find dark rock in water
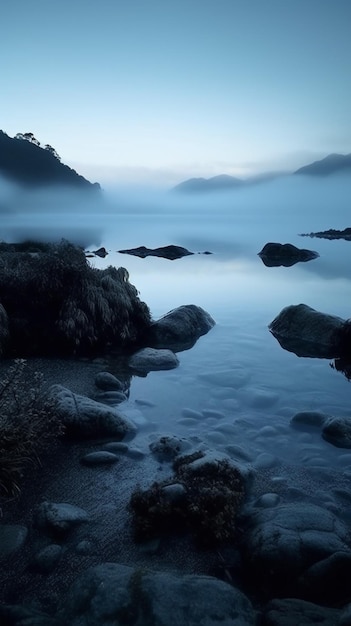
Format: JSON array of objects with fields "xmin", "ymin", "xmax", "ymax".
[
  {"xmin": 92, "ymin": 246, "xmax": 108, "ymax": 257},
  {"xmin": 322, "ymin": 417, "xmax": 351, "ymax": 448},
  {"xmin": 269, "ymin": 303, "xmax": 348, "ymax": 358},
  {"xmin": 300, "ymin": 227, "xmax": 351, "ymax": 241},
  {"xmin": 290, "ymin": 411, "xmax": 329, "ymax": 430},
  {"xmin": 258, "ymin": 242, "xmax": 319, "ymax": 267},
  {"xmin": 128, "ymin": 347, "xmax": 179, "ymax": 373},
  {"xmin": 118, "ymin": 244, "xmax": 194, "ymax": 260},
  {"xmin": 146, "ymin": 304, "xmax": 215, "ymax": 351}
]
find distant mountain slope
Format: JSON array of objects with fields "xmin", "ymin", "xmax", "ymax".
[
  {"xmin": 294, "ymin": 153, "xmax": 351, "ymax": 177},
  {"xmin": 0, "ymin": 130, "xmax": 100, "ymax": 189},
  {"xmin": 173, "ymin": 174, "xmax": 244, "ymax": 193}
]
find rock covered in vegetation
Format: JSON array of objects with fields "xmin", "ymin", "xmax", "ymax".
[
  {"xmin": 48, "ymin": 384, "xmax": 136, "ymax": 439},
  {"xmin": 258, "ymin": 242, "xmax": 319, "ymax": 267},
  {"xmin": 146, "ymin": 304, "xmax": 216, "ymax": 351},
  {"xmin": 130, "ymin": 450, "xmax": 247, "ymax": 547},
  {"xmin": 0, "ymin": 240, "xmax": 151, "ymax": 357},
  {"xmin": 269, "ymin": 303, "xmax": 351, "ymax": 358}
]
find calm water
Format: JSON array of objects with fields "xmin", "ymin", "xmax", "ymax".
[
  {"xmin": 81, "ymin": 177, "xmax": 351, "ymax": 475},
  {"xmin": 3, "ymin": 175, "xmax": 351, "ymax": 471}
]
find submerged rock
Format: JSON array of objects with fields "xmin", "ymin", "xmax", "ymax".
[
  {"xmin": 258, "ymin": 242, "xmax": 319, "ymax": 267},
  {"xmin": 269, "ymin": 303, "xmax": 350, "ymax": 358},
  {"xmin": 118, "ymin": 244, "xmax": 194, "ymax": 260},
  {"xmin": 146, "ymin": 304, "xmax": 215, "ymax": 351}
]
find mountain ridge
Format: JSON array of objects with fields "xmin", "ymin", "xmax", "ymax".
[
  {"xmin": 173, "ymin": 152, "xmax": 351, "ymax": 193},
  {"xmin": 0, "ymin": 130, "xmax": 100, "ymax": 190}
]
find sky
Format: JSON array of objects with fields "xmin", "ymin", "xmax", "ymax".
[{"xmin": 1, "ymin": 0, "xmax": 351, "ymax": 186}]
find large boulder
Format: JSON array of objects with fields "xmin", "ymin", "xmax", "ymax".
[
  {"xmin": 258, "ymin": 242, "xmax": 319, "ymax": 267},
  {"xmin": 48, "ymin": 384, "xmax": 136, "ymax": 439},
  {"xmin": 56, "ymin": 563, "xmax": 256, "ymax": 626},
  {"xmin": 269, "ymin": 303, "xmax": 350, "ymax": 358},
  {"xmin": 241, "ymin": 502, "xmax": 351, "ymax": 603},
  {"xmin": 145, "ymin": 304, "xmax": 215, "ymax": 351}
]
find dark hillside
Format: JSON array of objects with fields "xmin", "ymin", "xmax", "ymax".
[{"xmin": 0, "ymin": 130, "xmax": 100, "ymax": 189}]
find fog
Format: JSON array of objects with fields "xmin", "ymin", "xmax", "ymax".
[{"xmin": 1, "ymin": 174, "xmax": 351, "ymax": 268}]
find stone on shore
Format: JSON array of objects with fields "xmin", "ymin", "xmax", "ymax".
[
  {"xmin": 56, "ymin": 563, "xmax": 256, "ymax": 626},
  {"xmin": 48, "ymin": 384, "xmax": 136, "ymax": 439}
]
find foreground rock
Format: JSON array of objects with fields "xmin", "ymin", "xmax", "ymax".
[
  {"xmin": 118, "ymin": 244, "xmax": 194, "ymax": 260},
  {"xmin": 241, "ymin": 502, "xmax": 351, "ymax": 604},
  {"xmin": 54, "ymin": 563, "xmax": 255, "ymax": 625},
  {"xmin": 146, "ymin": 304, "xmax": 216, "ymax": 351},
  {"xmin": 48, "ymin": 384, "xmax": 136, "ymax": 439},
  {"xmin": 262, "ymin": 598, "xmax": 341, "ymax": 626},
  {"xmin": 258, "ymin": 242, "xmax": 319, "ymax": 267},
  {"xmin": 128, "ymin": 347, "xmax": 179, "ymax": 373},
  {"xmin": 269, "ymin": 303, "xmax": 351, "ymax": 358}
]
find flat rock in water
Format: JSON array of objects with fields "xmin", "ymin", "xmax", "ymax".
[
  {"xmin": 118, "ymin": 244, "xmax": 194, "ymax": 260},
  {"xmin": 128, "ymin": 347, "xmax": 179, "ymax": 373}
]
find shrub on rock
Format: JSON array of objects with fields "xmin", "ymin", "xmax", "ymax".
[
  {"xmin": 130, "ymin": 451, "xmax": 246, "ymax": 547},
  {"xmin": 0, "ymin": 240, "xmax": 151, "ymax": 356}
]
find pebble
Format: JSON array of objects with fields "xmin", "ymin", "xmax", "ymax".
[{"xmin": 80, "ymin": 451, "xmax": 119, "ymax": 466}]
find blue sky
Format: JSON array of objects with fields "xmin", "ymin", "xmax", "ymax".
[{"xmin": 1, "ymin": 0, "xmax": 350, "ymax": 185}]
